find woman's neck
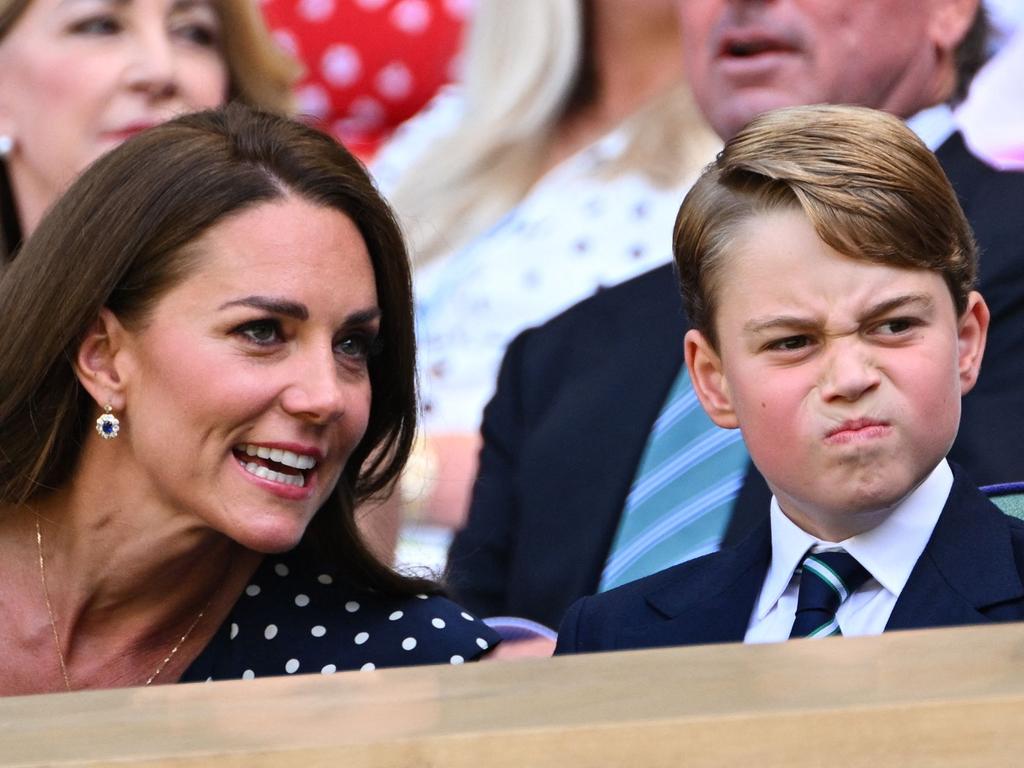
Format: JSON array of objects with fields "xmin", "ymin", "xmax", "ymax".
[{"xmin": 3, "ymin": 458, "xmax": 262, "ymax": 690}]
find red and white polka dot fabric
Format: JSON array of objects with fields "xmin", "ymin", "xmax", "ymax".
[{"xmin": 261, "ymin": 0, "xmax": 471, "ymax": 159}]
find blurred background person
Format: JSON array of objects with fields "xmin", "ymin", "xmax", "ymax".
[
  {"xmin": 956, "ymin": 0, "xmax": 1024, "ymax": 167},
  {"xmin": 372, "ymin": 0, "xmax": 719, "ymax": 564},
  {"xmin": 0, "ymin": 104, "xmax": 498, "ymax": 696},
  {"xmin": 261, "ymin": 0, "xmax": 470, "ymax": 160},
  {"xmin": 0, "ymin": 0, "xmax": 300, "ymax": 261}
]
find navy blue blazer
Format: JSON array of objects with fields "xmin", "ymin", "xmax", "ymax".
[
  {"xmin": 554, "ymin": 469, "xmax": 1024, "ymax": 654},
  {"xmin": 446, "ymin": 133, "xmax": 1024, "ymax": 630}
]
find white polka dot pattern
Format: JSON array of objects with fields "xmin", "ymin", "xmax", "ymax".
[
  {"xmin": 390, "ymin": 0, "xmax": 431, "ymax": 34},
  {"xmin": 180, "ymin": 551, "xmax": 501, "ymax": 682}
]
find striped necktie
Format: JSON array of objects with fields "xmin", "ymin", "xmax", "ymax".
[
  {"xmin": 599, "ymin": 366, "xmax": 749, "ymax": 592},
  {"xmin": 789, "ymin": 550, "xmax": 871, "ymax": 639}
]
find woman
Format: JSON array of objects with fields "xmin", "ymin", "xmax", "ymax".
[
  {"xmin": 373, "ymin": 0, "xmax": 719, "ymax": 537},
  {"xmin": 0, "ymin": 0, "xmax": 300, "ymax": 261},
  {"xmin": 0, "ymin": 103, "xmax": 498, "ymax": 695}
]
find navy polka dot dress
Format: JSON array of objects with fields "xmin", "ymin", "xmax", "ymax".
[{"xmin": 181, "ymin": 549, "xmax": 501, "ymax": 681}]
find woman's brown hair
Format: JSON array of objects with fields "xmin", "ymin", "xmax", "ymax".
[{"xmin": 0, "ymin": 103, "xmax": 432, "ymax": 595}]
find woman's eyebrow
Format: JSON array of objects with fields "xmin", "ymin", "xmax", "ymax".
[{"xmin": 219, "ymin": 296, "xmax": 308, "ymax": 320}]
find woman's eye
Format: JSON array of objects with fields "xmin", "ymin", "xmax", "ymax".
[
  {"xmin": 69, "ymin": 16, "xmax": 121, "ymax": 35},
  {"xmin": 335, "ymin": 334, "xmax": 371, "ymax": 360},
  {"xmin": 236, "ymin": 320, "xmax": 281, "ymax": 346},
  {"xmin": 175, "ymin": 22, "xmax": 220, "ymax": 47}
]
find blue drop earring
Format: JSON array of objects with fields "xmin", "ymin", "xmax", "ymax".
[{"xmin": 95, "ymin": 404, "xmax": 120, "ymax": 440}]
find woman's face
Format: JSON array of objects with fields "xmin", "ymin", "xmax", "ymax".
[
  {"xmin": 0, "ymin": 0, "xmax": 229, "ymax": 232},
  {"xmin": 110, "ymin": 195, "xmax": 380, "ymax": 553}
]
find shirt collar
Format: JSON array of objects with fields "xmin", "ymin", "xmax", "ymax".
[
  {"xmin": 906, "ymin": 104, "xmax": 957, "ymax": 151},
  {"xmin": 754, "ymin": 460, "xmax": 953, "ymax": 620}
]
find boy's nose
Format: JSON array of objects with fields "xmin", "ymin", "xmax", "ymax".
[{"xmin": 819, "ymin": 340, "xmax": 881, "ymax": 402}]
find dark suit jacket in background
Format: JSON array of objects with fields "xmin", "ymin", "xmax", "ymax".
[
  {"xmin": 445, "ymin": 134, "xmax": 1024, "ymax": 630},
  {"xmin": 554, "ymin": 468, "xmax": 1024, "ymax": 653}
]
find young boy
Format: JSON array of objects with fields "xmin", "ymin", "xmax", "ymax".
[{"xmin": 555, "ymin": 105, "xmax": 1024, "ymax": 652}]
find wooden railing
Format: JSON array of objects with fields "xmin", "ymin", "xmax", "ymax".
[{"xmin": 2, "ymin": 622, "xmax": 1022, "ymax": 766}]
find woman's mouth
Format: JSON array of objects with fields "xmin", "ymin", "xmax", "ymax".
[{"xmin": 232, "ymin": 443, "xmax": 318, "ymax": 488}]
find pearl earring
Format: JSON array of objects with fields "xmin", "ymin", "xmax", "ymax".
[
  {"xmin": 95, "ymin": 404, "xmax": 121, "ymax": 439},
  {"xmin": 0, "ymin": 135, "xmax": 13, "ymax": 157}
]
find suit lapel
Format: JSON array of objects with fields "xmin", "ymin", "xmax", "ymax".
[
  {"xmin": 618, "ymin": 520, "xmax": 772, "ymax": 648},
  {"xmin": 887, "ymin": 469, "xmax": 1024, "ymax": 630}
]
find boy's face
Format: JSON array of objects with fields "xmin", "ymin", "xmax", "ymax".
[{"xmin": 685, "ymin": 208, "xmax": 988, "ymax": 541}]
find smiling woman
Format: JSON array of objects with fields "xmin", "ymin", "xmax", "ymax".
[
  {"xmin": 0, "ymin": 103, "xmax": 498, "ymax": 695},
  {"xmin": 0, "ymin": 0, "xmax": 300, "ymax": 261}
]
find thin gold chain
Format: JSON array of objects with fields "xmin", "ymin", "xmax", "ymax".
[
  {"xmin": 35, "ymin": 517, "xmax": 209, "ymax": 691},
  {"xmin": 36, "ymin": 517, "xmax": 71, "ymax": 691}
]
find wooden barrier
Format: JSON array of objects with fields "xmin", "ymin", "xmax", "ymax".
[{"xmin": 2, "ymin": 622, "xmax": 1022, "ymax": 766}]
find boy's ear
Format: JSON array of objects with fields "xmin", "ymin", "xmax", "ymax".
[
  {"xmin": 957, "ymin": 290, "xmax": 989, "ymax": 395},
  {"xmin": 684, "ymin": 328, "xmax": 739, "ymax": 429},
  {"xmin": 74, "ymin": 308, "xmax": 130, "ymax": 411}
]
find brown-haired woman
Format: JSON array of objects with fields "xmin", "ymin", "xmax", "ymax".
[
  {"xmin": 0, "ymin": 103, "xmax": 499, "ymax": 695},
  {"xmin": 0, "ymin": 0, "xmax": 301, "ymax": 262}
]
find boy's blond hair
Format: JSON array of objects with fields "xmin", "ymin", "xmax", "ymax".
[{"xmin": 673, "ymin": 104, "xmax": 977, "ymax": 349}]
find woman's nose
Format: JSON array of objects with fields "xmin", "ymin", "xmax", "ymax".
[
  {"xmin": 280, "ymin": 349, "xmax": 350, "ymax": 425},
  {"xmin": 125, "ymin": 29, "xmax": 180, "ymax": 100}
]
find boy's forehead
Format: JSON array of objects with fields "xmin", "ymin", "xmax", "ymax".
[{"xmin": 714, "ymin": 209, "xmax": 956, "ymax": 327}]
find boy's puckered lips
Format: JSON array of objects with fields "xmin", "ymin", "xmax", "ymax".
[{"xmin": 824, "ymin": 418, "xmax": 892, "ymax": 445}]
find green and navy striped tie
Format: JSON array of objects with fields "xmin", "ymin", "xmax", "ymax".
[
  {"xmin": 599, "ymin": 366, "xmax": 748, "ymax": 592},
  {"xmin": 789, "ymin": 550, "xmax": 871, "ymax": 638}
]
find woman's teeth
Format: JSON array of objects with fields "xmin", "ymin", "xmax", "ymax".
[
  {"xmin": 242, "ymin": 462, "xmax": 306, "ymax": 487},
  {"xmin": 237, "ymin": 444, "xmax": 317, "ymax": 470}
]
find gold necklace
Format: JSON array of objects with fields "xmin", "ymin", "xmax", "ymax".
[{"xmin": 35, "ymin": 518, "xmax": 209, "ymax": 691}]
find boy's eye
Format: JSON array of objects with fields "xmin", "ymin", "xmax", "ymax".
[
  {"xmin": 874, "ymin": 318, "xmax": 916, "ymax": 335},
  {"xmin": 767, "ymin": 335, "xmax": 811, "ymax": 352},
  {"xmin": 236, "ymin": 319, "xmax": 281, "ymax": 345}
]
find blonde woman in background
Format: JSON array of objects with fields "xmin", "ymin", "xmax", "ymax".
[
  {"xmin": 0, "ymin": 0, "xmax": 299, "ymax": 262},
  {"xmin": 374, "ymin": 0, "xmax": 719, "ymax": 553}
]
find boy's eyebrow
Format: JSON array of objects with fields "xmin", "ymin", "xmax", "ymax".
[{"xmin": 743, "ymin": 293, "xmax": 936, "ymax": 335}]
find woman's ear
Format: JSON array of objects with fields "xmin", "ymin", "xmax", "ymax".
[
  {"xmin": 74, "ymin": 308, "xmax": 130, "ymax": 410},
  {"xmin": 684, "ymin": 328, "xmax": 739, "ymax": 429},
  {"xmin": 957, "ymin": 290, "xmax": 989, "ymax": 395}
]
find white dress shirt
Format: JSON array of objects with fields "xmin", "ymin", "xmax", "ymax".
[{"xmin": 744, "ymin": 460, "xmax": 953, "ymax": 643}]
